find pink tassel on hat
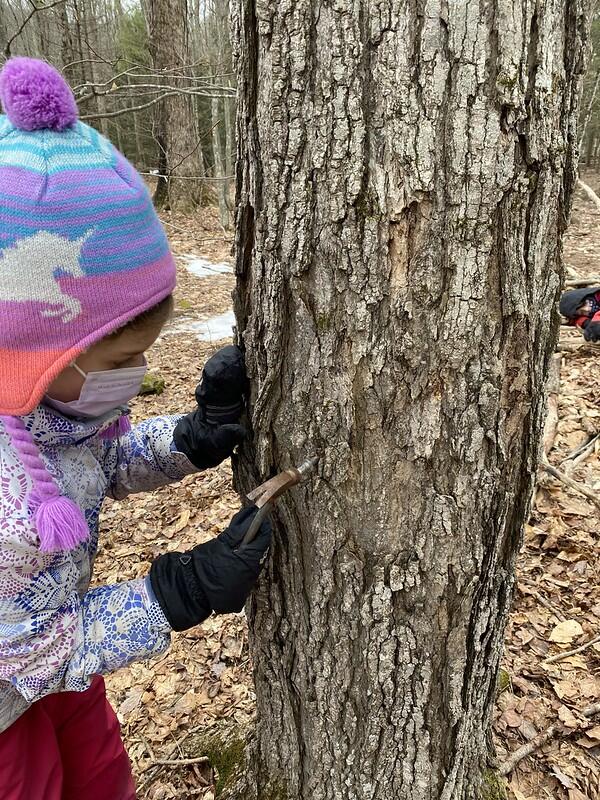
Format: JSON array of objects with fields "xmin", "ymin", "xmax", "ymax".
[{"xmin": 0, "ymin": 415, "xmax": 89, "ymax": 552}]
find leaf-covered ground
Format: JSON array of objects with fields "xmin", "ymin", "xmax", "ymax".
[{"xmin": 93, "ymin": 195, "xmax": 599, "ymax": 799}]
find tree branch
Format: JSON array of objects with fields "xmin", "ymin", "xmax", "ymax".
[
  {"xmin": 543, "ymin": 634, "xmax": 600, "ymax": 665},
  {"xmin": 4, "ymin": 0, "xmax": 67, "ymax": 57},
  {"xmin": 577, "ymin": 177, "xmax": 600, "ymax": 211},
  {"xmin": 565, "ymin": 276, "xmax": 600, "ymax": 287},
  {"xmin": 80, "ymin": 91, "xmax": 183, "ymax": 120},
  {"xmin": 540, "ymin": 458, "xmax": 600, "ymax": 510},
  {"xmin": 499, "ymin": 702, "xmax": 600, "ymax": 776}
]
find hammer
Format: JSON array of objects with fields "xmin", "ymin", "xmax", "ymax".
[{"xmin": 242, "ymin": 456, "xmax": 319, "ymax": 545}]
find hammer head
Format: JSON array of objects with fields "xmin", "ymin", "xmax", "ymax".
[{"xmin": 246, "ymin": 456, "xmax": 319, "ymax": 508}]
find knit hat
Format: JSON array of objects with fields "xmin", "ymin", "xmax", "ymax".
[
  {"xmin": 0, "ymin": 57, "xmax": 176, "ymax": 552},
  {"xmin": 0, "ymin": 57, "xmax": 176, "ymax": 416}
]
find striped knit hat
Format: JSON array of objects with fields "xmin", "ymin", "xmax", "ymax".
[
  {"xmin": 0, "ymin": 57, "xmax": 176, "ymax": 416},
  {"xmin": 0, "ymin": 58, "xmax": 176, "ymax": 552}
]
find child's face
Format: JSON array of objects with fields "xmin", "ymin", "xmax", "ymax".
[{"xmin": 46, "ymin": 314, "xmax": 166, "ymax": 403}]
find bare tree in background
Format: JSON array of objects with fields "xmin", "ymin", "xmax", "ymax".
[
  {"xmin": 231, "ymin": 1, "xmax": 591, "ymax": 798},
  {"xmin": 0, "ymin": 0, "xmax": 233, "ymax": 202},
  {"xmin": 147, "ymin": 0, "xmax": 206, "ymax": 210}
]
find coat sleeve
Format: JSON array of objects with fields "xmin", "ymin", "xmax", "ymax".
[
  {"xmin": 101, "ymin": 415, "xmax": 199, "ymax": 500},
  {"xmin": 0, "ymin": 538, "xmax": 171, "ymax": 703}
]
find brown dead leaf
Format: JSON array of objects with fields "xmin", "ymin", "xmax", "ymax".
[
  {"xmin": 579, "ymin": 677, "xmax": 600, "ymax": 698},
  {"xmin": 172, "ymin": 690, "xmax": 199, "ymax": 716},
  {"xmin": 551, "ymin": 679, "xmax": 579, "ymax": 701},
  {"xmin": 518, "ymin": 719, "xmax": 538, "ymax": 741},
  {"xmin": 585, "ymin": 725, "xmax": 600, "ymax": 741},
  {"xmin": 552, "ymin": 767, "xmax": 575, "ymax": 789},
  {"xmin": 558, "ymin": 705, "xmax": 579, "ymax": 728},
  {"xmin": 117, "ymin": 686, "xmax": 143, "ymax": 721},
  {"xmin": 502, "ymin": 708, "xmax": 523, "ymax": 728},
  {"xmin": 568, "ymin": 790, "xmax": 591, "ymax": 800},
  {"xmin": 549, "ymin": 619, "xmax": 584, "ymax": 643},
  {"xmin": 509, "ymin": 782, "xmax": 530, "ymax": 800},
  {"xmin": 576, "ymin": 736, "xmax": 599, "ymax": 749},
  {"xmin": 173, "ymin": 507, "xmax": 192, "ymax": 533}
]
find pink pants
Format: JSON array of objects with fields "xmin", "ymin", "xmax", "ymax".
[{"xmin": 0, "ymin": 676, "xmax": 136, "ymax": 800}]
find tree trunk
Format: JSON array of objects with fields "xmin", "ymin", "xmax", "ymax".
[
  {"xmin": 147, "ymin": 0, "xmax": 205, "ymax": 211},
  {"xmin": 231, "ymin": 1, "xmax": 590, "ymax": 799},
  {"xmin": 80, "ymin": 0, "xmax": 109, "ymax": 137},
  {"xmin": 593, "ymin": 130, "xmax": 600, "ymax": 167},
  {"xmin": 212, "ymin": 96, "xmax": 231, "ymax": 228},
  {"xmin": 58, "ymin": 1, "xmax": 77, "ymax": 76}
]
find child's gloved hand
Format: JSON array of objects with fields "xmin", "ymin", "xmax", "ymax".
[
  {"xmin": 173, "ymin": 412, "xmax": 246, "ymax": 469},
  {"xmin": 583, "ymin": 320, "xmax": 600, "ymax": 342},
  {"xmin": 149, "ymin": 505, "xmax": 272, "ymax": 631},
  {"xmin": 173, "ymin": 345, "xmax": 248, "ymax": 468},
  {"xmin": 196, "ymin": 345, "xmax": 247, "ymax": 425}
]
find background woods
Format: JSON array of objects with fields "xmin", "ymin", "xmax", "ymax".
[
  {"xmin": 0, "ymin": 0, "xmax": 235, "ymax": 215},
  {"xmin": 5, "ymin": 0, "xmax": 600, "ymax": 214}
]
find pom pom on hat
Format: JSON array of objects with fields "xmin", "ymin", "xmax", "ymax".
[{"xmin": 0, "ymin": 57, "xmax": 78, "ymax": 132}]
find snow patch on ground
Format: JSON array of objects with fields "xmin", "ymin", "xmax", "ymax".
[
  {"xmin": 181, "ymin": 255, "xmax": 233, "ymax": 278},
  {"xmin": 168, "ymin": 310, "xmax": 236, "ymax": 342}
]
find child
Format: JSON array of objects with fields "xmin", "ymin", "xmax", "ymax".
[
  {"xmin": 559, "ymin": 284, "xmax": 600, "ymax": 342},
  {"xmin": 0, "ymin": 58, "xmax": 271, "ymax": 800}
]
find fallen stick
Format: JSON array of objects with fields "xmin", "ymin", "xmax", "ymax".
[
  {"xmin": 150, "ymin": 756, "xmax": 210, "ymax": 767},
  {"xmin": 543, "ymin": 634, "xmax": 600, "ymax": 665},
  {"xmin": 540, "ymin": 459, "xmax": 600, "ymax": 510},
  {"xmin": 137, "ymin": 722, "xmax": 206, "ymax": 792},
  {"xmin": 517, "ymin": 581, "xmax": 566, "ymax": 622},
  {"xmin": 562, "ymin": 433, "xmax": 599, "ymax": 464},
  {"xmin": 499, "ymin": 702, "xmax": 600, "ymax": 776},
  {"xmin": 565, "ymin": 277, "xmax": 600, "ymax": 288},
  {"xmin": 577, "ymin": 178, "xmax": 600, "ymax": 212},
  {"xmin": 562, "ymin": 434, "xmax": 599, "ymax": 475},
  {"xmin": 556, "ymin": 342, "xmax": 598, "ymax": 355}
]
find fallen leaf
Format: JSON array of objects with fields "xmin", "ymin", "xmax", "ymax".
[
  {"xmin": 576, "ymin": 735, "xmax": 600, "ymax": 750},
  {"xmin": 585, "ymin": 725, "xmax": 600, "ymax": 741},
  {"xmin": 552, "ymin": 766, "xmax": 575, "ymax": 788},
  {"xmin": 117, "ymin": 687, "xmax": 143, "ymax": 721},
  {"xmin": 173, "ymin": 507, "xmax": 192, "ymax": 533},
  {"xmin": 551, "ymin": 679, "xmax": 579, "ymax": 700},
  {"xmin": 503, "ymin": 708, "xmax": 523, "ymax": 728},
  {"xmin": 509, "ymin": 783, "xmax": 530, "ymax": 800},
  {"xmin": 568, "ymin": 790, "xmax": 591, "ymax": 800},
  {"xmin": 549, "ymin": 619, "xmax": 584, "ymax": 643},
  {"xmin": 518, "ymin": 719, "xmax": 538, "ymax": 741},
  {"xmin": 558, "ymin": 705, "xmax": 579, "ymax": 728}
]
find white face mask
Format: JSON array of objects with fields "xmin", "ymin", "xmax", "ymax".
[{"xmin": 45, "ymin": 361, "xmax": 147, "ymax": 419}]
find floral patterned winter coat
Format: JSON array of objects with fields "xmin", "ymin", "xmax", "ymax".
[{"xmin": 0, "ymin": 405, "xmax": 197, "ymax": 733}]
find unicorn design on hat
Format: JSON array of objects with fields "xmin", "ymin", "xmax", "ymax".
[{"xmin": 0, "ymin": 230, "xmax": 93, "ymax": 323}]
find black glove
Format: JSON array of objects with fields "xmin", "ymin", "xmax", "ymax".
[
  {"xmin": 149, "ymin": 505, "xmax": 272, "ymax": 631},
  {"xmin": 583, "ymin": 320, "xmax": 600, "ymax": 342},
  {"xmin": 174, "ymin": 410, "xmax": 246, "ymax": 469},
  {"xmin": 196, "ymin": 345, "xmax": 247, "ymax": 425},
  {"xmin": 174, "ymin": 345, "xmax": 247, "ymax": 468}
]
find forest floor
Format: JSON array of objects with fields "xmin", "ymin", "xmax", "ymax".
[{"xmin": 92, "ymin": 190, "xmax": 600, "ymax": 800}]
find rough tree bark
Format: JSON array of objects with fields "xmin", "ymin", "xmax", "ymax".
[
  {"xmin": 148, "ymin": 0, "xmax": 205, "ymax": 210},
  {"xmin": 231, "ymin": 1, "xmax": 591, "ymax": 799}
]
